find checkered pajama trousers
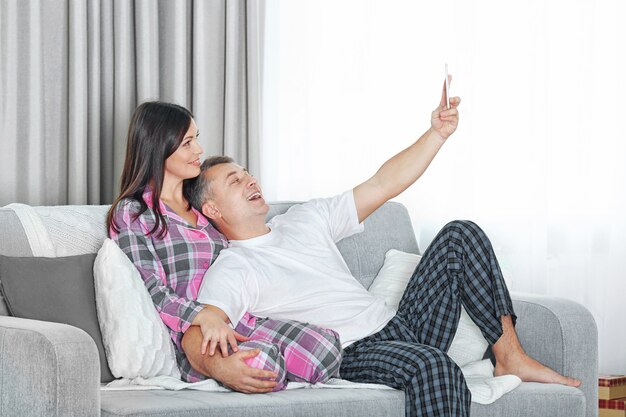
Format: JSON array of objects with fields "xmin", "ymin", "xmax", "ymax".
[
  {"xmin": 233, "ymin": 314, "xmax": 343, "ymax": 391},
  {"xmin": 340, "ymin": 220, "xmax": 517, "ymax": 417}
]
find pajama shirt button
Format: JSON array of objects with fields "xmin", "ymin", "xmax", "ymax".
[{"xmin": 203, "ymin": 262, "xmax": 209, "ymax": 268}]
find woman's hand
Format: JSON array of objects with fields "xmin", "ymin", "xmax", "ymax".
[
  {"xmin": 193, "ymin": 307, "xmax": 250, "ymax": 357},
  {"xmin": 431, "ymin": 75, "xmax": 461, "ymax": 140}
]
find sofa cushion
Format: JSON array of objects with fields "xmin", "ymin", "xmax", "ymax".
[
  {"xmin": 0, "ymin": 208, "xmax": 33, "ymax": 316},
  {"xmin": 100, "ymin": 381, "xmax": 585, "ymax": 417},
  {"xmin": 470, "ymin": 382, "xmax": 585, "ymax": 417},
  {"xmin": 100, "ymin": 388, "xmax": 406, "ymax": 417},
  {"xmin": 0, "ymin": 253, "xmax": 115, "ymax": 382}
]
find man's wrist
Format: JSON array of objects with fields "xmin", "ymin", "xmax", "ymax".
[
  {"xmin": 201, "ymin": 352, "xmax": 216, "ymax": 378},
  {"xmin": 182, "ymin": 325, "xmax": 219, "ymax": 380},
  {"xmin": 427, "ymin": 127, "xmax": 447, "ymax": 143}
]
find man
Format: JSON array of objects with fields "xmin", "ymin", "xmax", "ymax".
[{"xmin": 181, "ymin": 79, "xmax": 581, "ymax": 417}]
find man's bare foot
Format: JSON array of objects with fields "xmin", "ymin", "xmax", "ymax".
[
  {"xmin": 492, "ymin": 315, "xmax": 581, "ymax": 388},
  {"xmin": 494, "ymin": 351, "xmax": 581, "ymax": 387}
]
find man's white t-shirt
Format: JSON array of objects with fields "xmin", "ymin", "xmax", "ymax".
[{"xmin": 196, "ymin": 190, "xmax": 396, "ymax": 348}]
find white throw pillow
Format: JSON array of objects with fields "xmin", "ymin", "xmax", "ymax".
[
  {"xmin": 368, "ymin": 249, "xmax": 422, "ymax": 309},
  {"xmin": 369, "ymin": 249, "xmax": 489, "ymax": 367},
  {"xmin": 94, "ymin": 238, "xmax": 181, "ymax": 379}
]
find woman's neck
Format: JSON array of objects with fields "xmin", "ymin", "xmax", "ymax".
[
  {"xmin": 158, "ymin": 176, "xmax": 198, "ymax": 227},
  {"xmin": 159, "ymin": 176, "xmax": 185, "ymax": 206}
]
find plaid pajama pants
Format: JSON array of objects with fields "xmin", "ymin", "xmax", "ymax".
[
  {"xmin": 340, "ymin": 220, "xmax": 516, "ymax": 417},
  {"xmin": 233, "ymin": 313, "xmax": 343, "ymax": 391}
]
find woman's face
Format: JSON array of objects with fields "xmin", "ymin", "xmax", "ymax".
[{"xmin": 164, "ymin": 119, "xmax": 203, "ymax": 181}]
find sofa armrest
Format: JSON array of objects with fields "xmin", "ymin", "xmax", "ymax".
[
  {"xmin": 511, "ymin": 291, "xmax": 598, "ymax": 417},
  {"xmin": 0, "ymin": 316, "xmax": 100, "ymax": 417}
]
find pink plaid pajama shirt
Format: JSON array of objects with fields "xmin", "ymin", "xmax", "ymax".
[{"xmin": 110, "ymin": 188, "xmax": 341, "ymax": 386}]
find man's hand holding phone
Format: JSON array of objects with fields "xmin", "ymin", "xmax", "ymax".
[{"xmin": 431, "ymin": 63, "xmax": 461, "ymax": 140}]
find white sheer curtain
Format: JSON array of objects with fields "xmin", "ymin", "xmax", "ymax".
[{"xmin": 261, "ymin": 0, "xmax": 626, "ymax": 373}]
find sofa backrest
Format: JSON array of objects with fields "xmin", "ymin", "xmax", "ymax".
[
  {"xmin": 266, "ymin": 201, "xmax": 420, "ymax": 288},
  {"xmin": 0, "ymin": 201, "xmax": 419, "ymax": 316}
]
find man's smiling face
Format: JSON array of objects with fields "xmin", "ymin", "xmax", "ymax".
[{"xmin": 201, "ymin": 162, "xmax": 269, "ymax": 227}]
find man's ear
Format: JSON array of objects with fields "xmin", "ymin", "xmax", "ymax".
[{"xmin": 201, "ymin": 201, "xmax": 221, "ymax": 221}]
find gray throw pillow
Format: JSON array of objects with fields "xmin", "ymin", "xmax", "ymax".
[{"xmin": 0, "ymin": 253, "xmax": 115, "ymax": 383}]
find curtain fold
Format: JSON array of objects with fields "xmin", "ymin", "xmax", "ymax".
[
  {"xmin": 68, "ymin": 0, "xmax": 89, "ymax": 204},
  {"xmin": 26, "ymin": 0, "xmax": 46, "ymax": 203},
  {"xmin": 86, "ymin": 0, "xmax": 102, "ymax": 204},
  {"xmin": 0, "ymin": 0, "xmax": 263, "ymax": 206},
  {"xmin": 192, "ymin": 0, "xmax": 226, "ymax": 158},
  {"xmin": 135, "ymin": 0, "xmax": 160, "ymax": 101},
  {"xmin": 245, "ymin": 0, "xmax": 262, "ymax": 179}
]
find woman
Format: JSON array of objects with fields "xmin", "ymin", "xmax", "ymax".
[{"xmin": 106, "ymin": 102, "xmax": 340, "ymax": 391}]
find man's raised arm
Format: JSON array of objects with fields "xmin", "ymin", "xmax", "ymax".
[{"xmin": 353, "ymin": 77, "xmax": 461, "ymax": 223}]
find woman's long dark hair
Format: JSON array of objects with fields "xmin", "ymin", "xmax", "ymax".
[{"xmin": 106, "ymin": 101, "xmax": 194, "ymax": 239}]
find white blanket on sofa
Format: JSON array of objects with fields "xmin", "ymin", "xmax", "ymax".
[
  {"xmin": 9, "ymin": 203, "xmax": 521, "ymax": 405},
  {"xmin": 101, "ymin": 359, "xmax": 520, "ymax": 405}
]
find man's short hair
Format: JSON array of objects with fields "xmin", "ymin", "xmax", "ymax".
[{"xmin": 185, "ymin": 155, "xmax": 234, "ymax": 212}]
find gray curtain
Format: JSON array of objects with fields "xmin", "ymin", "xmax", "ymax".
[{"xmin": 0, "ymin": 0, "xmax": 263, "ymax": 206}]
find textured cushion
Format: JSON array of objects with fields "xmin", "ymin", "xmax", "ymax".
[
  {"xmin": 368, "ymin": 249, "xmax": 489, "ymax": 367},
  {"xmin": 0, "ymin": 253, "xmax": 114, "ymax": 382},
  {"xmin": 94, "ymin": 239, "xmax": 180, "ymax": 379}
]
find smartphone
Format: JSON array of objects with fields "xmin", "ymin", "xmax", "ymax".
[{"xmin": 445, "ymin": 63, "xmax": 450, "ymax": 110}]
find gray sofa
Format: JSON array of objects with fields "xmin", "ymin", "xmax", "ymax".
[{"xmin": 0, "ymin": 201, "xmax": 598, "ymax": 417}]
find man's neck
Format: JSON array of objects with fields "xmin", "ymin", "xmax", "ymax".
[{"xmin": 222, "ymin": 223, "xmax": 270, "ymax": 241}]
